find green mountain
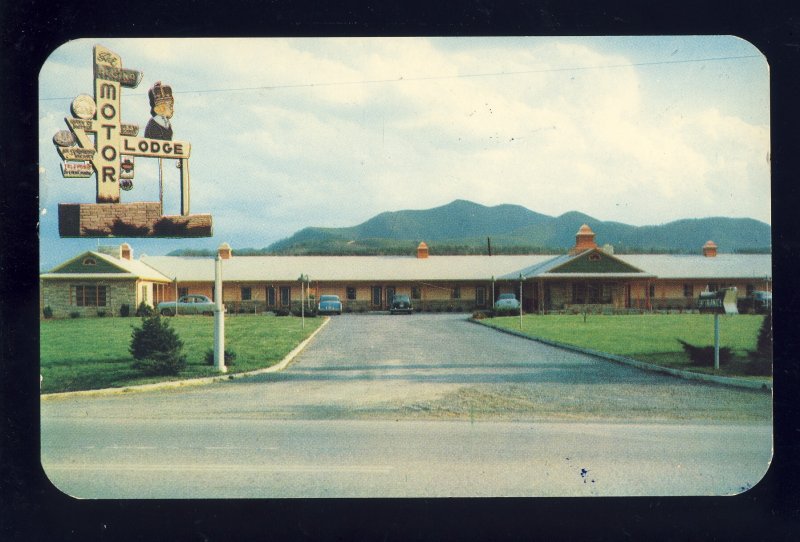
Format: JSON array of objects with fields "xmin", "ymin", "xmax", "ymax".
[
  {"xmin": 168, "ymin": 200, "xmax": 771, "ymax": 256},
  {"xmin": 263, "ymin": 200, "xmax": 770, "ymax": 255}
]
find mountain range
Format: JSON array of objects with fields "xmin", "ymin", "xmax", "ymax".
[{"xmin": 172, "ymin": 200, "xmax": 772, "ymax": 256}]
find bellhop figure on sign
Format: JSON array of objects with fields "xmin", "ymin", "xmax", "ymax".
[{"xmin": 145, "ymin": 82, "xmax": 174, "ymax": 141}]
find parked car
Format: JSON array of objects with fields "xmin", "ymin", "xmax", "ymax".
[
  {"xmin": 390, "ymin": 294, "xmax": 413, "ymax": 314},
  {"xmin": 494, "ymin": 293, "xmax": 520, "ymax": 312},
  {"xmin": 317, "ymin": 294, "xmax": 343, "ymax": 315},
  {"xmin": 157, "ymin": 295, "xmax": 217, "ymax": 316},
  {"xmin": 752, "ymin": 291, "xmax": 772, "ymax": 314}
]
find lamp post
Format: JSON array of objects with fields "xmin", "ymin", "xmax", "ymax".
[{"xmin": 298, "ymin": 274, "xmax": 309, "ymax": 329}]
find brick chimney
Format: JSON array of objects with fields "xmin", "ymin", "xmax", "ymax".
[
  {"xmin": 119, "ymin": 243, "xmax": 133, "ymax": 260},
  {"xmin": 218, "ymin": 242, "xmax": 232, "ymax": 260},
  {"xmin": 702, "ymin": 240, "xmax": 718, "ymax": 257},
  {"xmin": 416, "ymin": 241, "xmax": 429, "ymax": 259},
  {"xmin": 569, "ymin": 224, "xmax": 598, "ymax": 255}
]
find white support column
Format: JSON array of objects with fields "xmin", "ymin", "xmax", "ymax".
[{"xmin": 214, "ymin": 255, "xmax": 226, "ymax": 373}]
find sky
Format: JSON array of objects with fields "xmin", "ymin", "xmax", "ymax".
[{"xmin": 38, "ymin": 36, "xmax": 770, "ymax": 270}]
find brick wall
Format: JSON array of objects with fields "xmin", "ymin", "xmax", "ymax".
[{"xmin": 59, "ymin": 202, "xmax": 212, "ymax": 237}]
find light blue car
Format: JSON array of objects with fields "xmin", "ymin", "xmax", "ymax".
[
  {"xmin": 157, "ymin": 295, "xmax": 217, "ymax": 316},
  {"xmin": 317, "ymin": 294, "xmax": 343, "ymax": 315},
  {"xmin": 494, "ymin": 293, "xmax": 520, "ymax": 312}
]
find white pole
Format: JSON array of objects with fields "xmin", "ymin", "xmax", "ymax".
[{"xmin": 214, "ymin": 255, "xmax": 226, "ymax": 373}]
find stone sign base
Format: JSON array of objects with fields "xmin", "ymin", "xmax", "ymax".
[{"xmin": 59, "ymin": 202, "xmax": 212, "ymax": 237}]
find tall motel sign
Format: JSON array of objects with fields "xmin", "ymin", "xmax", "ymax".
[{"xmin": 53, "ymin": 45, "xmax": 212, "ymax": 237}]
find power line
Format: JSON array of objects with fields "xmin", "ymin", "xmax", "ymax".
[{"xmin": 39, "ymin": 54, "xmax": 761, "ymax": 102}]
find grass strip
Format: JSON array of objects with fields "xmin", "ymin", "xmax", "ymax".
[
  {"xmin": 484, "ymin": 313, "xmax": 769, "ymax": 379},
  {"xmin": 40, "ymin": 315, "xmax": 324, "ymax": 393}
]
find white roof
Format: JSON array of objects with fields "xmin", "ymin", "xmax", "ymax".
[
  {"xmin": 616, "ymin": 254, "xmax": 772, "ymax": 280},
  {"xmin": 41, "ymin": 250, "xmax": 772, "ymax": 284},
  {"xmin": 140, "ymin": 254, "xmax": 553, "ymax": 282}
]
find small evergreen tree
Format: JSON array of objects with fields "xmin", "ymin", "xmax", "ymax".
[
  {"xmin": 130, "ymin": 314, "xmax": 186, "ymax": 375},
  {"xmin": 747, "ymin": 313, "xmax": 772, "ymax": 375}
]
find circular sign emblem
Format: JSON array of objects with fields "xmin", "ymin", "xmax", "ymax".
[
  {"xmin": 119, "ymin": 178, "xmax": 133, "ymax": 191},
  {"xmin": 71, "ymin": 94, "xmax": 97, "ymax": 120},
  {"xmin": 52, "ymin": 130, "xmax": 76, "ymax": 147}
]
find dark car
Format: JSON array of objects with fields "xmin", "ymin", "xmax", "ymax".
[
  {"xmin": 390, "ymin": 294, "xmax": 413, "ymax": 314},
  {"xmin": 752, "ymin": 291, "xmax": 772, "ymax": 314}
]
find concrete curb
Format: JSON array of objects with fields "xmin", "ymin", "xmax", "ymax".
[
  {"xmin": 41, "ymin": 317, "xmax": 331, "ymax": 400},
  {"xmin": 470, "ymin": 318, "xmax": 772, "ymax": 393}
]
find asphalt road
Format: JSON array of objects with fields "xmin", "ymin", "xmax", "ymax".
[{"xmin": 41, "ymin": 313, "xmax": 773, "ymax": 498}]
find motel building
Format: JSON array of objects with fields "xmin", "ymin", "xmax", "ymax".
[{"xmin": 40, "ymin": 225, "xmax": 772, "ymax": 318}]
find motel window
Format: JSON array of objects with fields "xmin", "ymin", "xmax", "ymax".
[
  {"xmin": 280, "ymin": 286, "xmax": 291, "ymax": 307},
  {"xmin": 153, "ymin": 284, "xmax": 167, "ymax": 304},
  {"xmin": 141, "ymin": 285, "xmax": 148, "ymax": 305},
  {"xmin": 267, "ymin": 286, "xmax": 276, "ymax": 307},
  {"xmin": 411, "ymin": 286, "xmax": 421, "ymax": 300},
  {"xmin": 82, "ymin": 257, "xmax": 97, "ymax": 266},
  {"xmin": 241, "ymin": 286, "xmax": 252, "ymax": 301},
  {"xmin": 346, "ymin": 287, "xmax": 356, "ymax": 300},
  {"xmin": 178, "ymin": 287, "xmax": 189, "ymax": 298},
  {"xmin": 746, "ymin": 284, "xmax": 755, "ymax": 297},
  {"xmin": 708, "ymin": 283, "xmax": 719, "ymax": 292},
  {"xmin": 572, "ymin": 283, "xmax": 586, "ymax": 304},
  {"xmin": 683, "ymin": 284, "xmax": 694, "ymax": 297},
  {"xmin": 71, "ymin": 285, "xmax": 107, "ymax": 307},
  {"xmin": 648, "ymin": 284, "xmax": 656, "ymax": 299},
  {"xmin": 451, "ymin": 286, "xmax": 461, "ymax": 300}
]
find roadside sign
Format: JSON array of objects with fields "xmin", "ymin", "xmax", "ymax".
[{"xmin": 697, "ymin": 287, "xmax": 738, "ymax": 315}]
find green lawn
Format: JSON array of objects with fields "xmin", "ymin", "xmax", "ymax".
[
  {"xmin": 40, "ymin": 314, "xmax": 324, "ymax": 393},
  {"xmin": 484, "ymin": 313, "xmax": 770, "ymax": 378}
]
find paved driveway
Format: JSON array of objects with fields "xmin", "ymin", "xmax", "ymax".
[{"xmin": 267, "ymin": 313, "xmax": 771, "ymax": 422}]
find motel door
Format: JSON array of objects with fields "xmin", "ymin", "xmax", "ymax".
[
  {"xmin": 371, "ymin": 286, "xmax": 383, "ymax": 309},
  {"xmin": 386, "ymin": 286, "xmax": 396, "ymax": 307}
]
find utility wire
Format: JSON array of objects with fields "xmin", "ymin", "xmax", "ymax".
[{"xmin": 39, "ymin": 54, "xmax": 761, "ymax": 102}]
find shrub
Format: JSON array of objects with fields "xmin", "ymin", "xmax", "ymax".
[
  {"xmin": 119, "ymin": 304, "xmax": 131, "ymax": 317},
  {"xmin": 69, "ymin": 311, "xmax": 81, "ymax": 319},
  {"xmin": 135, "ymin": 302, "xmax": 154, "ymax": 317},
  {"xmin": 471, "ymin": 311, "xmax": 487, "ymax": 320},
  {"xmin": 130, "ymin": 314, "xmax": 186, "ymax": 376},
  {"xmin": 275, "ymin": 309, "xmax": 290, "ymax": 317},
  {"xmin": 133, "ymin": 351, "xmax": 187, "ymax": 376},
  {"xmin": 43, "ymin": 306, "xmax": 53, "ymax": 319},
  {"xmin": 677, "ymin": 339, "xmax": 732, "ymax": 366},
  {"xmin": 204, "ymin": 348, "xmax": 237, "ymax": 366},
  {"xmin": 97, "ymin": 310, "xmax": 107, "ymax": 317},
  {"xmin": 746, "ymin": 314, "xmax": 772, "ymax": 376}
]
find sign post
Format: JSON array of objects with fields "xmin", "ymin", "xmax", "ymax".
[{"xmin": 697, "ymin": 287, "xmax": 738, "ymax": 370}]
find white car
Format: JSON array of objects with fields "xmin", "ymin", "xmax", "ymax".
[{"xmin": 494, "ymin": 293, "xmax": 520, "ymax": 312}]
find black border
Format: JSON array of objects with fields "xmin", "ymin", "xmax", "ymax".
[{"xmin": 3, "ymin": 1, "xmax": 799, "ymax": 540}]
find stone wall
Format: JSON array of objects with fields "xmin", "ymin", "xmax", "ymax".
[{"xmin": 41, "ymin": 279, "xmax": 137, "ymax": 318}]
